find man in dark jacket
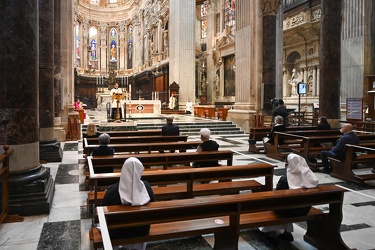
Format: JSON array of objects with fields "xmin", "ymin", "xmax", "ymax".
[
  {"xmin": 273, "ymin": 99, "xmax": 290, "ymax": 126},
  {"xmin": 320, "ymin": 123, "xmax": 360, "ymax": 174},
  {"xmin": 160, "ymin": 116, "xmax": 180, "ymax": 153},
  {"xmin": 161, "ymin": 116, "xmax": 180, "ymax": 136},
  {"xmin": 193, "ymin": 128, "xmax": 220, "ymax": 168}
]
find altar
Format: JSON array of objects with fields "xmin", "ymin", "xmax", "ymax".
[{"xmin": 96, "ymin": 93, "xmax": 161, "ymax": 116}]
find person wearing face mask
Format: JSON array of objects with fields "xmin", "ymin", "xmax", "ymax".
[{"xmin": 320, "ymin": 123, "xmax": 359, "ymax": 174}]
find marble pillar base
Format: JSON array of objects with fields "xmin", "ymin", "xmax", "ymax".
[
  {"xmin": 40, "ymin": 139, "xmax": 63, "ymax": 162},
  {"xmin": 0, "ymin": 166, "xmax": 55, "ymax": 216}
]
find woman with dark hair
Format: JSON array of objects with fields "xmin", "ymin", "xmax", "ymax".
[{"xmin": 316, "ymin": 116, "xmax": 331, "ymax": 130}]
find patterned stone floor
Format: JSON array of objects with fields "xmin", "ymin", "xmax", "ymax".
[{"xmin": 1, "ymin": 111, "xmax": 375, "ymax": 250}]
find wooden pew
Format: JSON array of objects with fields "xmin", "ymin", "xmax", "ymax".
[
  {"xmin": 82, "ymin": 130, "xmax": 163, "ymax": 148},
  {"xmin": 84, "ymin": 135, "xmax": 188, "ymax": 146},
  {"xmin": 88, "ymin": 164, "xmax": 274, "ymax": 207},
  {"xmin": 92, "ymin": 185, "xmax": 349, "ymax": 250},
  {"xmin": 84, "ymin": 141, "xmax": 202, "ymax": 156},
  {"xmin": 329, "ymin": 144, "xmax": 375, "ymax": 184},
  {"xmin": 265, "ymin": 130, "xmax": 342, "ymax": 161},
  {"xmin": 248, "ymin": 126, "xmax": 319, "ymax": 153},
  {"xmin": 272, "ymin": 132, "xmax": 375, "ymax": 171},
  {"xmin": 217, "ymin": 108, "xmax": 229, "ymax": 120},
  {"xmin": 87, "ymin": 150, "xmax": 234, "ymax": 172}
]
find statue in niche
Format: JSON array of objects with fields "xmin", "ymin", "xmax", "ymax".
[
  {"xmin": 164, "ymin": 31, "xmax": 169, "ymax": 57},
  {"xmin": 214, "ymin": 73, "xmax": 220, "ymax": 92},
  {"xmin": 288, "ymin": 68, "xmax": 302, "ymax": 96},
  {"xmin": 201, "ymin": 74, "xmax": 207, "ymax": 92}
]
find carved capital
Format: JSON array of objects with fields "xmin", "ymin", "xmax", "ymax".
[{"xmin": 260, "ymin": 0, "xmax": 281, "ymax": 16}]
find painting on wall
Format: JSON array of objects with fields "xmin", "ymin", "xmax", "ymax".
[{"xmin": 224, "ymin": 55, "xmax": 235, "ymax": 96}]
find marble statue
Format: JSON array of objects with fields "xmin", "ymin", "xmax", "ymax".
[{"xmin": 289, "ymin": 68, "xmax": 301, "ymax": 96}]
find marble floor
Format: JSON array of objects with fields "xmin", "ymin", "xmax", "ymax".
[{"xmin": 1, "ymin": 111, "xmax": 375, "ymax": 250}]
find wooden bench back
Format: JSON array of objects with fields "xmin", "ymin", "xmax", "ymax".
[
  {"xmin": 90, "ymin": 163, "xmax": 274, "ymax": 189},
  {"xmin": 97, "ymin": 185, "xmax": 346, "ymax": 249},
  {"xmin": 84, "ymin": 141, "xmax": 202, "ymax": 156},
  {"xmin": 84, "ymin": 135, "xmax": 188, "ymax": 146},
  {"xmin": 249, "ymin": 126, "xmax": 319, "ymax": 141},
  {"xmin": 87, "ymin": 150, "xmax": 234, "ymax": 172}
]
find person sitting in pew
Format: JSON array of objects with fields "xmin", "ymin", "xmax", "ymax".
[
  {"xmin": 160, "ymin": 116, "xmax": 180, "ymax": 153},
  {"xmin": 192, "ymin": 128, "xmax": 220, "ymax": 168},
  {"xmin": 100, "ymin": 157, "xmax": 155, "ymax": 250},
  {"xmin": 320, "ymin": 123, "xmax": 360, "ymax": 174},
  {"xmin": 92, "ymin": 133, "xmax": 115, "ymax": 173},
  {"xmin": 92, "ymin": 133, "xmax": 115, "ymax": 156},
  {"xmin": 263, "ymin": 116, "xmax": 286, "ymax": 153},
  {"xmin": 85, "ymin": 123, "xmax": 101, "ymax": 138},
  {"xmin": 316, "ymin": 116, "xmax": 331, "ymax": 130},
  {"xmin": 261, "ymin": 153, "xmax": 319, "ymax": 241}
]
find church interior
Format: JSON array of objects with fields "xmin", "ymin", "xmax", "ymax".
[{"xmin": 1, "ymin": 0, "xmax": 375, "ymax": 249}]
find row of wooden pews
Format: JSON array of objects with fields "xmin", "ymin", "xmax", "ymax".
[
  {"xmin": 93, "ymin": 185, "xmax": 349, "ymax": 250},
  {"xmin": 85, "ymin": 129, "xmax": 350, "ymax": 249},
  {"xmin": 330, "ymin": 144, "xmax": 375, "ymax": 184},
  {"xmin": 248, "ymin": 126, "xmax": 317, "ymax": 153}
]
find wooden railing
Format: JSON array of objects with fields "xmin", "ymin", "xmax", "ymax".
[{"xmin": 0, "ymin": 147, "xmax": 23, "ymax": 224}]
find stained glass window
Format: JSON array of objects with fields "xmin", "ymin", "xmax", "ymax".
[
  {"xmin": 224, "ymin": 0, "xmax": 236, "ymax": 28},
  {"xmin": 89, "ymin": 27, "xmax": 97, "ymax": 62},
  {"xmin": 109, "ymin": 28, "xmax": 117, "ymax": 61},
  {"xmin": 75, "ymin": 22, "xmax": 80, "ymax": 59},
  {"xmin": 201, "ymin": 4, "xmax": 208, "ymax": 39},
  {"xmin": 127, "ymin": 25, "xmax": 133, "ymax": 69}
]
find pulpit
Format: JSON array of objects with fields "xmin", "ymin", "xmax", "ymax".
[
  {"xmin": 75, "ymin": 108, "xmax": 85, "ymax": 123},
  {"xmin": 112, "ymin": 92, "xmax": 125, "ymax": 121}
]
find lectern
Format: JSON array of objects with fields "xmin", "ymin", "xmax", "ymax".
[{"xmin": 112, "ymin": 92, "xmax": 125, "ymax": 121}]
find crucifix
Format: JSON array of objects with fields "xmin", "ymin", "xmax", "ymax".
[{"xmin": 136, "ymin": 90, "xmax": 142, "ymax": 100}]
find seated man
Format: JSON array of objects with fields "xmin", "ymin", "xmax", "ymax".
[
  {"xmin": 320, "ymin": 123, "xmax": 359, "ymax": 174},
  {"xmin": 160, "ymin": 116, "xmax": 180, "ymax": 153},
  {"xmin": 193, "ymin": 128, "xmax": 220, "ymax": 168}
]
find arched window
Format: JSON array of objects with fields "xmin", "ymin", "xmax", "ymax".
[
  {"xmin": 109, "ymin": 28, "xmax": 117, "ymax": 61},
  {"xmin": 127, "ymin": 25, "xmax": 133, "ymax": 69},
  {"xmin": 89, "ymin": 26, "xmax": 98, "ymax": 69}
]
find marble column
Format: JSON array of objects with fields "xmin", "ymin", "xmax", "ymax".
[
  {"xmin": 169, "ymin": 0, "xmax": 195, "ymax": 103},
  {"xmin": 39, "ymin": 0, "xmax": 55, "ymax": 141},
  {"xmin": 100, "ymin": 23, "xmax": 107, "ymax": 72},
  {"xmin": 261, "ymin": 0, "xmax": 281, "ymax": 114},
  {"xmin": 0, "ymin": 0, "xmax": 53, "ymax": 216},
  {"xmin": 54, "ymin": 0, "xmax": 62, "ymax": 117},
  {"xmin": 319, "ymin": 0, "xmax": 341, "ymax": 119}
]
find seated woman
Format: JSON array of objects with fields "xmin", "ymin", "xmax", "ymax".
[
  {"xmin": 261, "ymin": 153, "xmax": 319, "ymax": 241},
  {"xmin": 316, "ymin": 116, "xmax": 331, "ymax": 130},
  {"xmin": 264, "ymin": 115, "xmax": 286, "ymax": 144},
  {"xmin": 263, "ymin": 116, "xmax": 286, "ymax": 153},
  {"xmin": 192, "ymin": 128, "xmax": 220, "ymax": 168},
  {"xmin": 83, "ymin": 123, "xmax": 101, "ymax": 148},
  {"xmin": 100, "ymin": 157, "xmax": 155, "ymax": 250}
]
